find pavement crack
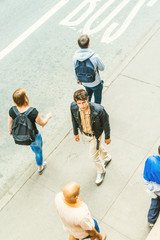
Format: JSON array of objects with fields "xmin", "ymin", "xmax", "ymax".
[{"xmin": 121, "ymin": 74, "xmax": 160, "ymax": 88}]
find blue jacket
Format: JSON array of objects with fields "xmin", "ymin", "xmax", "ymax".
[
  {"xmin": 70, "ymin": 102, "xmax": 110, "ymax": 140},
  {"xmin": 143, "ymin": 155, "xmax": 160, "ymax": 184}
]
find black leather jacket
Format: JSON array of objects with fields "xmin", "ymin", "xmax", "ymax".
[{"xmin": 70, "ymin": 102, "xmax": 110, "ymax": 140}]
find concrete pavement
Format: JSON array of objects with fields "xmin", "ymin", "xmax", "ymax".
[
  {"xmin": 0, "ymin": 23, "xmax": 160, "ymax": 240},
  {"xmin": 1, "ymin": 0, "xmax": 160, "ymax": 203}
]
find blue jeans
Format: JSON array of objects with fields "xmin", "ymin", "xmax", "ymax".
[
  {"xmin": 82, "ymin": 219, "xmax": 100, "ymax": 239},
  {"xmin": 148, "ymin": 196, "xmax": 160, "ymax": 224},
  {"xmin": 85, "ymin": 81, "xmax": 103, "ymax": 104},
  {"xmin": 30, "ymin": 133, "xmax": 43, "ymax": 167}
]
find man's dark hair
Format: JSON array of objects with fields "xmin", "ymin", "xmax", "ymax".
[
  {"xmin": 78, "ymin": 34, "xmax": 90, "ymax": 49},
  {"xmin": 158, "ymin": 146, "xmax": 160, "ymax": 155},
  {"xmin": 74, "ymin": 89, "xmax": 88, "ymax": 102}
]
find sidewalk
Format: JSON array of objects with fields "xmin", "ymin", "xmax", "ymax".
[{"xmin": 0, "ymin": 24, "xmax": 160, "ymax": 240}]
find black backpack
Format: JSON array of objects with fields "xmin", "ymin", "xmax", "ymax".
[
  {"xmin": 11, "ymin": 107, "xmax": 36, "ymax": 145},
  {"xmin": 75, "ymin": 57, "xmax": 96, "ymax": 83}
]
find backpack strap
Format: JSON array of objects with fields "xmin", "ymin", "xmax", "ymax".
[
  {"xmin": 12, "ymin": 106, "xmax": 34, "ymax": 116},
  {"xmin": 89, "ymin": 53, "xmax": 95, "ymax": 59},
  {"xmin": 88, "ymin": 53, "xmax": 96, "ymax": 71},
  {"xmin": 12, "ymin": 106, "xmax": 20, "ymax": 116},
  {"xmin": 24, "ymin": 107, "xmax": 34, "ymax": 116}
]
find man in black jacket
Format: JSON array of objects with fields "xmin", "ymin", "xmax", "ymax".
[{"xmin": 70, "ymin": 89, "xmax": 112, "ymax": 185}]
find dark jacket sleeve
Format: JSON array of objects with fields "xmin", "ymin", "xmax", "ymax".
[
  {"xmin": 70, "ymin": 104, "xmax": 79, "ymax": 135},
  {"xmin": 99, "ymin": 107, "xmax": 110, "ymax": 139}
]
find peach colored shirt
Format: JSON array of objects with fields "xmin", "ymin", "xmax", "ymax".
[
  {"xmin": 55, "ymin": 192, "xmax": 94, "ymax": 239},
  {"xmin": 79, "ymin": 108, "xmax": 93, "ymax": 134}
]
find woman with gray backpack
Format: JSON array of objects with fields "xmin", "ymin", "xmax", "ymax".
[{"xmin": 8, "ymin": 88, "xmax": 52, "ymax": 175}]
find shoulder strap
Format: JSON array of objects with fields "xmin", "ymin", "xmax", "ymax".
[
  {"xmin": 87, "ymin": 54, "xmax": 96, "ymax": 71},
  {"xmin": 88, "ymin": 53, "xmax": 95, "ymax": 59},
  {"xmin": 83, "ymin": 53, "xmax": 95, "ymax": 63},
  {"xmin": 24, "ymin": 107, "xmax": 34, "ymax": 116},
  {"xmin": 12, "ymin": 106, "xmax": 34, "ymax": 116},
  {"xmin": 12, "ymin": 106, "xmax": 20, "ymax": 116}
]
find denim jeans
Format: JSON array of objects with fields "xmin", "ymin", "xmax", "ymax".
[
  {"xmin": 85, "ymin": 81, "xmax": 103, "ymax": 104},
  {"xmin": 148, "ymin": 196, "xmax": 160, "ymax": 224},
  {"xmin": 82, "ymin": 219, "xmax": 100, "ymax": 239},
  {"xmin": 30, "ymin": 132, "xmax": 43, "ymax": 167}
]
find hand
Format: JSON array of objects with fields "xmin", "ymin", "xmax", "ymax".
[
  {"xmin": 9, "ymin": 129, "xmax": 12, "ymax": 135},
  {"xmin": 77, "ymin": 82, "xmax": 82, "ymax": 85},
  {"xmin": 105, "ymin": 138, "xmax": 111, "ymax": 144},
  {"xmin": 46, "ymin": 112, "xmax": 52, "ymax": 120},
  {"xmin": 74, "ymin": 135, "xmax": 80, "ymax": 142}
]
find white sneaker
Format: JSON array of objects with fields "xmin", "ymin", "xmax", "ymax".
[
  {"xmin": 95, "ymin": 172, "xmax": 106, "ymax": 185},
  {"xmin": 38, "ymin": 161, "xmax": 47, "ymax": 175},
  {"xmin": 148, "ymin": 223, "xmax": 154, "ymax": 227},
  {"xmin": 102, "ymin": 158, "xmax": 112, "ymax": 168}
]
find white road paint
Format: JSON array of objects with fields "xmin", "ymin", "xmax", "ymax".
[
  {"xmin": 60, "ymin": 0, "xmax": 158, "ymax": 44},
  {"xmin": 0, "ymin": 0, "xmax": 158, "ymax": 60},
  {"xmin": 83, "ymin": 0, "xmax": 129, "ymax": 35},
  {"xmin": 147, "ymin": 0, "xmax": 158, "ymax": 7},
  {"xmin": 101, "ymin": 0, "xmax": 147, "ymax": 43},
  {"xmin": 0, "ymin": 0, "xmax": 69, "ymax": 61},
  {"xmin": 60, "ymin": 0, "xmax": 97, "ymax": 26}
]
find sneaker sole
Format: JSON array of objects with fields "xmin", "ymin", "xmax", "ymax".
[{"xmin": 95, "ymin": 172, "xmax": 106, "ymax": 186}]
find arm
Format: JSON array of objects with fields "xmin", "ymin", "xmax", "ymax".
[
  {"xmin": 86, "ymin": 228, "xmax": 103, "ymax": 240},
  {"xmin": 8, "ymin": 114, "xmax": 13, "ymax": 135},
  {"xmin": 99, "ymin": 108, "xmax": 111, "ymax": 143},
  {"xmin": 70, "ymin": 105, "xmax": 79, "ymax": 136},
  {"xmin": 144, "ymin": 179, "xmax": 160, "ymax": 196},
  {"xmin": 36, "ymin": 112, "xmax": 52, "ymax": 127},
  {"xmin": 95, "ymin": 54, "xmax": 105, "ymax": 71},
  {"xmin": 80, "ymin": 216, "xmax": 103, "ymax": 240}
]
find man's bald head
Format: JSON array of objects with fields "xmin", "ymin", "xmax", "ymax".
[{"xmin": 63, "ymin": 182, "xmax": 80, "ymax": 202}]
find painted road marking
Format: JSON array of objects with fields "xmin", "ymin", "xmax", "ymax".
[
  {"xmin": 101, "ymin": 0, "xmax": 147, "ymax": 43},
  {"xmin": 147, "ymin": 0, "xmax": 158, "ymax": 7},
  {"xmin": 0, "ymin": 0, "xmax": 158, "ymax": 61},
  {"xmin": 60, "ymin": 0, "xmax": 158, "ymax": 43},
  {"xmin": 0, "ymin": 0, "xmax": 69, "ymax": 61},
  {"xmin": 83, "ymin": 0, "xmax": 130, "ymax": 35}
]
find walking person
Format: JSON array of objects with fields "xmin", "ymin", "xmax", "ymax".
[
  {"xmin": 55, "ymin": 181, "xmax": 107, "ymax": 240},
  {"xmin": 70, "ymin": 89, "xmax": 111, "ymax": 185},
  {"xmin": 8, "ymin": 88, "xmax": 52, "ymax": 174},
  {"xmin": 143, "ymin": 146, "xmax": 160, "ymax": 227},
  {"xmin": 73, "ymin": 34, "xmax": 105, "ymax": 104}
]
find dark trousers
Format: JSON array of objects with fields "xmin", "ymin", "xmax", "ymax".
[
  {"xmin": 148, "ymin": 196, "xmax": 160, "ymax": 224},
  {"xmin": 85, "ymin": 81, "xmax": 103, "ymax": 104}
]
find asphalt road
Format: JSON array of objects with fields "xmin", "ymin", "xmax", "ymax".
[{"xmin": 0, "ymin": 0, "xmax": 160, "ymax": 199}]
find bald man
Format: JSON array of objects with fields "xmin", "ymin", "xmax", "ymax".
[{"xmin": 55, "ymin": 182, "xmax": 106, "ymax": 240}]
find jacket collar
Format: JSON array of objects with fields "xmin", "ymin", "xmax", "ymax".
[{"xmin": 89, "ymin": 102, "xmax": 98, "ymax": 117}]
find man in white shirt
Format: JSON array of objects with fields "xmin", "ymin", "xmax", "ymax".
[{"xmin": 55, "ymin": 182, "xmax": 106, "ymax": 240}]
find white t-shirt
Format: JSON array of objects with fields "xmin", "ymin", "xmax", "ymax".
[{"xmin": 55, "ymin": 192, "xmax": 94, "ymax": 239}]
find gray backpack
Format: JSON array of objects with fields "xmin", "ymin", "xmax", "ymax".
[{"xmin": 11, "ymin": 107, "xmax": 36, "ymax": 145}]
